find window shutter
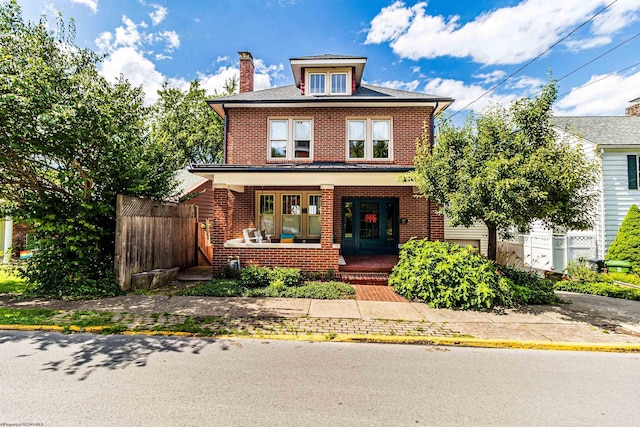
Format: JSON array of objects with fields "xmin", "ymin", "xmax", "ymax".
[{"xmin": 628, "ymin": 155, "xmax": 638, "ymax": 189}]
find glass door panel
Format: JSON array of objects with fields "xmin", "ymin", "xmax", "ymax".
[{"xmin": 282, "ymin": 194, "xmax": 301, "ymax": 235}]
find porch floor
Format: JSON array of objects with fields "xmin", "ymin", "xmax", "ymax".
[{"xmin": 339, "ymin": 255, "xmax": 399, "ymax": 273}]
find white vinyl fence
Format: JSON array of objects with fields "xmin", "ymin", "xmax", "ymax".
[{"xmin": 498, "ymin": 234, "xmax": 597, "ymax": 272}]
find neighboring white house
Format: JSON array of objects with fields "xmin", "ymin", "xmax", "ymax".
[
  {"xmin": 446, "ymin": 98, "xmax": 640, "ymax": 271},
  {"xmin": 444, "ymin": 217, "xmax": 488, "ymax": 256},
  {"xmin": 1, "ymin": 217, "xmax": 13, "ymax": 263}
]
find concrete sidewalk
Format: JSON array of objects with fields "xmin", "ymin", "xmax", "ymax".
[{"xmin": 2, "ymin": 291, "xmax": 639, "ymax": 346}]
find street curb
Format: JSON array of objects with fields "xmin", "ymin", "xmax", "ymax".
[{"xmin": 2, "ymin": 324, "xmax": 639, "ymax": 352}]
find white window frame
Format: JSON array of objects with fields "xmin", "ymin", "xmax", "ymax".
[
  {"xmin": 346, "ymin": 118, "xmax": 393, "ymax": 161},
  {"xmin": 304, "ymin": 68, "xmax": 352, "ymax": 96},
  {"xmin": 330, "ymin": 72, "xmax": 348, "ymax": 95},
  {"xmin": 268, "ymin": 118, "xmax": 314, "ymax": 161},
  {"xmin": 308, "ymin": 73, "xmax": 326, "ymax": 95}
]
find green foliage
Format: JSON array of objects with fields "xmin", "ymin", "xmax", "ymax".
[
  {"xmin": 555, "ymin": 281, "xmax": 640, "ymax": 301},
  {"xmin": 606, "ymin": 204, "xmax": 640, "ymax": 272},
  {"xmin": 240, "ymin": 265, "xmax": 272, "ymax": 288},
  {"xmin": 218, "ymin": 264, "xmax": 241, "ymax": 279},
  {"xmin": 0, "ymin": 307, "xmax": 59, "ymax": 325},
  {"xmin": 0, "ymin": 2, "xmax": 178, "ymax": 299},
  {"xmin": 180, "ymin": 279, "xmax": 243, "ymax": 297},
  {"xmin": 245, "ymin": 281, "xmax": 355, "ymax": 299},
  {"xmin": 240, "ymin": 265, "xmax": 302, "ymax": 288},
  {"xmin": 149, "ymin": 80, "xmax": 226, "ymax": 166},
  {"xmin": 270, "ymin": 267, "xmax": 303, "ymax": 287},
  {"xmin": 389, "ymin": 239, "xmax": 556, "ymax": 309},
  {"xmin": 498, "ymin": 265, "xmax": 558, "ymax": 305},
  {"xmin": 0, "ymin": 264, "xmax": 27, "ymax": 294},
  {"xmin": 407, "ymin": 81, "xmax": 600, "ymax": 260},
  {"xmin": 389, "ymin": 239, "xmax": 513, "ymax": 309},
  {"xmin": 564, "ymin": 258, "xmax": 613, "ymax": 284},
  {"xmin": 606, "ymin": 272, "xmax": 640, "ymax": 287}
]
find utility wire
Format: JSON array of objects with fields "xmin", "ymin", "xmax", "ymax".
[
  {"xmin": 450, "ymin": 0, "xmax": 619, "ymax": 118},
  {"xmin": 557, "ymin": 60, "xmax": 640, "ymax": 98}
]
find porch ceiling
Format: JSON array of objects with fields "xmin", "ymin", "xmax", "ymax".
[{"xmin": 191, "ymin": 171, "xmax": 416, "ymax": 187}]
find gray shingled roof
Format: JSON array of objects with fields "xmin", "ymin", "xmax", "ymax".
[
  {"xmin": 289, "ymin": 54, "xmax": 367, "ymax": 61},
  {"xmin": 175, "ymin": 169, "xmax": 208, "ymax": 195},
  {"xmin": 209, "ymin": 83, "xmax": 452, "ymax": 104},
  {"xmin": 553, "ymin": 116, "xmax": 640, "ymax": 147}
]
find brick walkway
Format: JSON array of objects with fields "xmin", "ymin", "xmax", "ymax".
[{"xmin": 352, "ymin": 285, "xmax": 408, "ymax": 302}]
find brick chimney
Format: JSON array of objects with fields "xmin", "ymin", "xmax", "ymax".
[
  {"xmin": 626, "ymin": 97, "xmax": 640, "ymax": 117},
  {"xmin": 238, "ymin": 51, "xmax": 254, "ymax": 93}
]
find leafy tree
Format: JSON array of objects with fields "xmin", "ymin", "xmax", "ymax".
[
  {"xmin": 408, "ymin": 81, "xmax": 600, "ymax": 261},
  {"xmin": 0, "ymin": 1, "xmax": 178, "ymax": 298},
  {"xmin": 149, "ymin": 78, "xmax": 231, "ymax": 166},
  {"xmin": 606, "ymin": 204, "xmax": 640, "ymax": 271}
]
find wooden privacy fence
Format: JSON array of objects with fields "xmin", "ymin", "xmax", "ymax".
[{"xmin": 115, "ymin": 194, "xmax": 199, "ymax": 290}]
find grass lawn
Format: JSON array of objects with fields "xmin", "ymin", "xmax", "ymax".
[
  {"xmin": 555, "ymin": 280, "xmax": 640, "ymax": 301},
  {"xmin": 0, "ymin": 267, "xmax": 28, "ymax": 294},
  {"xmin": 180, "ymin": 279, "xmax": 355, "ymax": 299}
]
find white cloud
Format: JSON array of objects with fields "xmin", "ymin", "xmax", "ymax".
[
  {"xmin": 556, "ymin": 70, "xmax": 640, "ymax": 115},
  {"xmin": 375, "ymin": 80, "xmax": 420, "ymax": 92},
  {"xmin": 155, "ymin": 53, "xmax": 172, "ymax": 60},
  {"xmin": 473, "ymin": 70, "xmax": 507, "ymax": 84},
  {"xmin": 506, "ymin": 76, "xmax": 546, "ymax": 92},
  {"xmin": 411, "ymin": 66, "xmax": 420, "ymax": 74},
  {"xmin": 424, "ymin": 78, "xmax": 517, "ymax": 112},
  {"xmin": 199, "ymin": 66, "xmax": 241, "ymax": 95},
  {"xmin": 158, "ymin": 30, "xmax": 180, "ymax": 51},
  {"xmin": 365, "ymin": 0, "xmax": 640, "ymax": 65},
  {"xmin": 149, "ymin": 5, "xmax": 168, "ymax": 26},
  {"xmin": 70, "ymin": 0, "xmax": 98, "ymax": 14},
  {"xmin": 563, "ymin": 36, "xmax": 611, "ymax": 52},
  {"xmin": 114, "ymin": 16, "xmax": 141, "ymax": 48},
  {"xmin": 100, "ymin": 47, "xmax": 165, "ymax": 104},
  {"xmin": 217, "ymin": 55, "xmax": 230, "ymax": 63}
]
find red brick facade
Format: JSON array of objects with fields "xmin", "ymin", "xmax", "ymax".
[{"xmin": 226, "ymin": 106, "xmax": 433, "ymax": 165}]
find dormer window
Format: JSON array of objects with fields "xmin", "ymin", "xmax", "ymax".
[
  {"xmin": 309, "ymin": 74, "xmax": 325, "ymax": 95},
  {"xmin": 331, "ymin": 73, "xmax": 347, "ymax": 94},
  {"xmin": 304, "ymin": 68, "xmax": 352, "ymax": 96}
]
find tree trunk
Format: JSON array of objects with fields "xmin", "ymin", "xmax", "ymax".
[{"xmin": 485, "ymin": 221, "xmax": 497, "ymax": 262}]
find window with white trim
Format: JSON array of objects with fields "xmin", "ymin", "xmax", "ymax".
[
  {"xmin": 255, "ymin": 191, "xmax": 322, "ymax": 239},
  {"xmin": 330, "ymin": 73, "xmax": 347, "ymax": 94},
  {"xmin": 309, "ymin": 74, "xmax": 325, "ymax": 95},
  {"xmin": 347, "ymin": 118, "xmax": 392, "ymax": 160},
  {"xmin": 305, "ymin": 69, "xmax": 351, "ymax": 95},
  {"xmin": 268, "ymin": 119, "xmax": 313, "ymax": 160}
]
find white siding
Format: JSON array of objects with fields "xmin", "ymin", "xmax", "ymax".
[
  {"xmin": 444, "ymin": 216, "xmax": 488, "ymax": 256},
  {"xmin": 602, "ymin": 149, "xmax": 640, "ymax": 251}
]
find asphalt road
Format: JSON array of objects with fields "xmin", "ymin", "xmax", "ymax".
[{"xmin": 1, "ymin": 331, "xmax": 639, "ymax": 426}]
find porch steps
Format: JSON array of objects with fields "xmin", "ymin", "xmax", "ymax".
[{"xmin": 339, "ymin": 272, "xmax": 390, "ymax": 286}]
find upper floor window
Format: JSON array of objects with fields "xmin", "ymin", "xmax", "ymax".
[
  {"xmin": 309, "ymin": 74, "xmax": 325, "ymax": 95},
  {"xmin": 269, "ymin": 118, "xmax": 313, "ymax": 160},
  {"xmin": 331, "ymin": 73, "xmax": 347, "ymax": 94},
  {"xmin": 305, "ymin": 69, "xmax": 352, "ymax": 96},
  {"xmin": 347, "ymin": 119, "xmax": 392, "ymax": 160}
]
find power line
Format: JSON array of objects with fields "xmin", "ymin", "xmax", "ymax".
[
  {"xmin": 450, "ymin": 0, "xmax": 619, "ymax": 118},
  {"xmin": 556, "ymin": 32, "xmax": 640, "ymax": 84},
  {"xmin": 557, "ymin": 61, "xmax": 640, "ymax": 98}
]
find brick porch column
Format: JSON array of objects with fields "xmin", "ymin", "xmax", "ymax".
[
  {"xmin": 212, "ymin": 186, "xmax": 229, "ymax": 269},
  {"xmin": 320, "ymin": 185, "xmax": 334, "ymax": 249}
]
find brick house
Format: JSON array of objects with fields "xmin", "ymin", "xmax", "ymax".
[{"xmin": 189, "ymin": 52, "xmax": 453, "ymax": 274}]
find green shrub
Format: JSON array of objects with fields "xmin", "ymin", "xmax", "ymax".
[
  {"xmin": 240, "ymin": 265, "xmax": 271, "ymax": 288},
  {"xmin": 564, "ymin": 258, "xmax": 612, "ymax": 284},
  {"xmin": 555, "ymin": 280, "xmax": 640, "ymax": 301},
  {"xmin": 606, "ymin": 204, "xmax": 640, "ymax": 272},
  {"xmin": 389, "ymin": 239, "xmax": 514, "ymax": 310},
  {"xmin": 218, "ymin": 264, "xmax": 241, "ymax": 279},
  {"xmin": 269, "ymin": 267, "xmax": 302, "ymax": 287},
  {"xmin": 244, "ymin": 281, "xmax": 355, "ymax": 299},
  {"xmin": 606, "ymin": 272, "xmax": 640, "ymax": 287},
  {"xmin": 498, "ymin": 265, "xmax": 558, "ymax": 305}
]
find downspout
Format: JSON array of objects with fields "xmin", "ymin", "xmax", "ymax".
[{"xmin": 427, "ymin": 102, "xmax": 438, "ymax": 240}]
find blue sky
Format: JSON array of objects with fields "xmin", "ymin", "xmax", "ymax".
[{"xmin": 16, "ymin": 0, "xmax": 640, "ymax": 117}]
